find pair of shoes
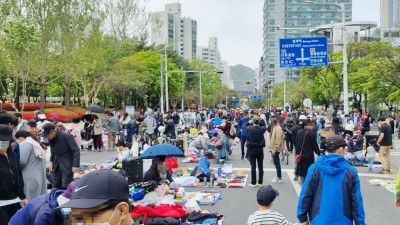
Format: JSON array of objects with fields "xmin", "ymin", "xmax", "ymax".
[
  {"xmin": 271, "ymin": 177, "xmax": 283, "ymax": 183},
  {"xmin": 368, "ymin": 169, "xmax": 372, "ymax": 172},
  {"xmin": 249, "ymin": 184, "xmax": 258, "ymax": 188},
  {"xmin": 241, "ymin": 155, "xmax": 244, "ymax": 160},
  {"xmin": 293, "ymin": 175, "xmax": 299, "ymax": 181}
]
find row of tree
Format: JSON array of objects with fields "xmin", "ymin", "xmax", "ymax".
[
  {"xmin": 0, "ymin": 0, "xmax": 231, "ymax": 113},
  {"xmin": 269, "ymin": 41, "xmax": 400, "ymax": 112}
]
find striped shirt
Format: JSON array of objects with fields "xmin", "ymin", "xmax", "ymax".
[{"xmin": 247, "ymin": 210, "xmax": 299, "ymax": 225}]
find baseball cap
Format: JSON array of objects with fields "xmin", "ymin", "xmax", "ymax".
[
  {"xmin": 0, "ymin": 125, "xmax": 14, "ymax": 141},
  {"xmin": 377, "ymin": 116, "xmax": 387, "ymax": 122},
  {"xmin": 325, "ymin": 134, "xmax": 347, "ymax": 150},
  {"xmin": 252, "ymin": 115, "xmax": 261, "ymax": 123},
  {"xmin": 299, "ymin": 115, "xmax": 307, "ymax": 120},
  {"xmin": 27, "ymin": 119, "xmax": 37, "ymax": 127},
  {"xmin": 257, "ymin": 185, "xmax": 279, "ymax": 206},
  {"xmin": 41, "ymin": 123, "xmax": 56, "ymax": 136},
  {"xmin": 58, "ymin": 169, "xmax": 129, "ymax": 209}
]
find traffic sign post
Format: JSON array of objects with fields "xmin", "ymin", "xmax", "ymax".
[{"xmin": 279, "ymin": 37, "xmax": 328, "ymax": 68}]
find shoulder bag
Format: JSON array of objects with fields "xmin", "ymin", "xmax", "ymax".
[{"xmin": 295, "ymin": 130, "xmax": 309, "ymax": 163}]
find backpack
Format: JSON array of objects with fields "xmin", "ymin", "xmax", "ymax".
[
  {"xmin": 200, "ymin": 113, "xmax": 206, "ymax": 122},
  {"xmin": 229, "ymin": 124, "xmax": 236, "ymax": 137}
]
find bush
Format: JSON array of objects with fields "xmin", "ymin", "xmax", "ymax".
[
  {"xmin": 2, "ymin": 103, "xmax": 64, "ymax": 111},
  {"xmin": 18, "ymin": 106, "xmax": 88, "ymax": 123}
]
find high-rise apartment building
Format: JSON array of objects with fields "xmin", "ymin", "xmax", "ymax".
[
  {"xmin": 381, "ymin": 0, "xmax": 400, "ymax": 28},
  {"xmin": 262, "ymin": 0, "xmax": 352, "ymax": 85},
  {"xmin": 197, "ymin": 37, "xmax": 223, "ymax": 70},
  {"xmin": 151, "ymin": 3, "xmax": 197, "ymax": 60}
]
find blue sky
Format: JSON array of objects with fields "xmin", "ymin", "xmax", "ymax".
[{"xmin": 148, "ymin": 0, "xmax": 380, "ymax": 68}]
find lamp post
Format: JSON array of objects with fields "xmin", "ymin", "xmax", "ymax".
[{"xmin": 306, "ymin": 1, "xmax": 348, "ymax": 113}]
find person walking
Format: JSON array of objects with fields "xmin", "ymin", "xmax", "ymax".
[
  {"xmin": 269, "ymin": 118, "xmax": 284, "ymax": 184},
  {"xmin": 143, "ymin": 112, "xmax": 157, "ymax": 145},
  {"xmin": 297, "ymin": 134, "xmax": 366, "ymax": 225},
  {"xmin": 45, "ymin": 123, "xmax": 80, "ymax": 188},
  {"xmin": 106, "ymin": 113, "xmax": 120, "ymax": 150},
  {"xmin": 295, "ymin": 119, "xmax": 320, "ymax": 185},
  {"xmin": 238, "ymin": 111, "xmax": 251, "ymax": 159},
  {"xmin": 15, "ymin": 130, "xmax": 47, "ymax": 200},
  {"xmin": 0, "ymin": 125, "xmax": 28, "ymax": 225},
  {"xmin": 243, "ymin": 115, "xmax": 267, "ymax": 187},
  {"xmin": 92, "ymin": 115, "xmax": 103, "ymax": 151},
  {"xmin": 67, "ymin": 117, "xmax": 83, "ymax": 151},
  {"xmin": 377, "ymin": 116, "xmax": 393, "ymax": 173}
]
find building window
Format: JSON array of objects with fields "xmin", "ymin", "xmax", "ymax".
[
  {"xmin": 269, "ymin": 64, "xmax": 275, "ymax": 69},
  {"xmin": 392, "ymin": 32, "xmax": 400, "ymax": 37},
  {"xmin": 384, "ymin": 32, "xmax": 389, "ymax": 37}
]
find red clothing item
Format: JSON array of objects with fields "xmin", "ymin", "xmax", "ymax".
[
  {"xmin": 131, "ymin": 204, "xmax": 187, "ymax": 223},
  {"xmin": 218, "ymin": 120, "xmax": 231, "ymax": 136}
]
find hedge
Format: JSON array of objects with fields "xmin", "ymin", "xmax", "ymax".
[{"xmin": 2, "ymin": 103, "xmax": 64, "ymax": 111}]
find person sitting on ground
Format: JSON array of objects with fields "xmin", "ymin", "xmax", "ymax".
[
  {"xmin": 247, "ymin": 185, "xmax": 299, "ymax": 225},
  {"xmin": 57, "ymin": 169, "xmax": 135, "ymax": 225},
  {"xmin": 189, "ymin": 132, "xmax": 208, "ymax": 152},
  {"xmin": 143, "ymin": 158, "xmax": 174, "ymax": 184},
  {"xmin": 163, "ymin": 115, "xmax": 176, "ymax": 140},
  {"xmin": 116, "ymin": 140, "xmax": 130, "ymax": 163}
]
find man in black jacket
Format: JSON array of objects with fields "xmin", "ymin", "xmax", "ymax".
[
  {"xmin": 243, "ymin": 116, "xmax": 267, "ymax": 187},
  {"xmin": 45, "ymin": 124, "xmax": 80, "ymax": 188}
]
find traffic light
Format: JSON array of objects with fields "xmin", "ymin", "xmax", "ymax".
[{"xmin": 243, "ymin": 81, "xmax": 250, "ymax": 85}]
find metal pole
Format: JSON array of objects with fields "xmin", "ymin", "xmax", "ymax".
[
  {"xmin": 199, "ymin": 72, "xmax": 203, "ymax": 110},
  {"xmin": 284, "ymin": 71, "xmax": 286, "ymax": 110},
  {"xmin": 160, "ymin": 54, "xmax": 164, "ymax": 114},
  {"xmin": 341, "ymin": 3, "xmax": 349, "ymax": 114},
  {"xmin": 165, "ymin": 46, "xmax": 169, "ymax": 112},
  {"xmin": 181, "ymin": 70, "xmax": 184, "ymax": 111}
]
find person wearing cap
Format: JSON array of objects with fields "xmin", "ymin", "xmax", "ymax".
[
  {"xmin": 58, "ymin": 169, "xmax": 135, "ymax": 225},
  {"xmin": 354, "ymin": 129, "xmax": 363, "ymax": 151},
  {"xmin": 297, "ymin": 134, "xmax": 366, "ymax": 225},
  {"xmin": 163, "ymin": 114, "xmax": 176, "ymax": 140},
  {"xmin": 44, "ymin": 123, "xmax": 80, "ymax": 188},
  {"xmin": 247, "ymin": 185, "xmax": 299, "ymax": 225},
  {"xmin": 25, "ymin": 119, "xmax": 41, "ymax": 142},
  {"xmin": 0, "ymin": 125, "xmax": 28, "ymax": 225},
  {"xmin": 269, "ymin": 117, "xmax": 284, "ymax": 184},
  {"xmin": 243, "ymin": 115, "xmax": 267, "ymax": 187},
  {"xmin": 36, "ymin": 113, "xmax": 50, "ymax": 131},
  {"xmin": 376, "ymin": 116, "xmax": 393, "ymax": 173}
]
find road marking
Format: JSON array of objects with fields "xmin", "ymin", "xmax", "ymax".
[{"xmin": 286, "ymin": 171, "xmax": 301, "ymax": 196}]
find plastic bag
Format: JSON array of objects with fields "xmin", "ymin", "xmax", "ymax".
[
  {"xmin": 222, "ymin": 163, "xmax": 233, "ymax": 174},
  {"xmin": 185, "ymin": 199, "xmax": 201, "ymax": 214}
]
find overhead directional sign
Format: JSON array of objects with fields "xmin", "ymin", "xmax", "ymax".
[
  {"xmin": 279, "ymin": 37, "xmax": 328, "ymax": 68},
  {"xmin": 250, "ymin": 95, "xmax": 265, "ymax": 101},
  {"xmin": 230, "ymin": 99, "xmax": 240, "ymax": 104}
]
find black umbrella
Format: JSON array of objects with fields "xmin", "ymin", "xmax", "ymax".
[
  {"xmin": 88, "ymin": 105, "xmax": 105, "ymax": 113},
  {"xmin": 81, "ymin": 114, "xmax": 94, "ymax": 122}
]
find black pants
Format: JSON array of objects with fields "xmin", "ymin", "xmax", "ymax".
[
  {"xmin": 93, "ymin": 134, "xmax": 103, "ymax": 150},
  {"xmin": 0, "ymin": 202, "xmax": 21, "ymax": 225},
  {"xmin": 272, "ymin": 152, "xmax": 282, "ymax": 179},
  {"xmin": 248, "ymin": 148, "xmax": 264, "ymax": 185},
  {"xmin": 285, "ymin": 134, "xmax": 293, "ymax": 151},
  {"xmin": 240, "ymin": 136, "xmax": 247, "ymax": 157},
  {"xmin": 53, "ymin": 167, "xmax": 74, "ymax": 188}
]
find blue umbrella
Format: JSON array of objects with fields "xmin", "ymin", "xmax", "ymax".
[{"xmin": 140, "ymin": 144, "xmax": 184, "ymax": 159}]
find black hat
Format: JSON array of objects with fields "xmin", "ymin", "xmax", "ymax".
[
  {"xmin": 27, "ymin": 119, "xmax": 37, "ymax": 127},
  {"xmin": 41, "ymin": 123, "xmax": 56, "ymax": 136},
  {"xmin": 257, "ymin": 185, "xmax": 279, "ymax": 206},
  {"xmin": 377, "ymin": 116, "xmax": 387, "ymax": 122},
  {"xmin": 0, "ymin": 125, "xmax": 14, "ymax": 141},
  {"xmin": 58, "ymin": 169, "xmax": 129, "ymax": 209},
  {"xmin": 325, "ymin": 134, "xmax": 347, "ymax": 150}
]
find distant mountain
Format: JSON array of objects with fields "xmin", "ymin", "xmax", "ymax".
[{"xmin": 230, "ymin": 64, "xmax": 255, "ymax": 91}]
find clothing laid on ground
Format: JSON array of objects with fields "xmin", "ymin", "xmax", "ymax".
[
  {"xmin": 297, "ymin": 154, "xmax": 366, "ymax": 225},
  {"xmin": 247, "ymin": 209, "xmax": 299, "ymax": 225}
]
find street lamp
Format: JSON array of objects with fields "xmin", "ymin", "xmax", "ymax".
[{"xmin": 306, "ymin": 1, "xmax": 349, "ymax": 114}]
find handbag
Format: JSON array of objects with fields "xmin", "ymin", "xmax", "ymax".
[{"xmin": 296, "ymin": 130, "xmax": 309, "ymax": 163}]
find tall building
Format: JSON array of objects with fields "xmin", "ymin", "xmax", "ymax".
[
  {"xmin": 197, "ymin": 37, "xmax": 223, "ymax": 70},
  {"xmin": 262, "ymin": 0, "xmax": 352, "ymax": 86},
  {"xmin": 381, "ymin": 0, "xmax": 400, "ymax": 28},
  {"xmin": 151, "ymin": 3, "xmax": 197, "ymax": 60}
]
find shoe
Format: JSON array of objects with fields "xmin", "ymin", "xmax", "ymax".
[
  {"xmin": 271, "ymin": 177, "xmax": 283, "ymax": 183},
  {"xmin": 249, "ymin": 184, "xmax": 258, "ymax": 188},
  {"xmin": 293, "ymin": 175, "xmax": 299, "ymax": 181},
  {"xmin": 368, "ymin": 169, "xmax": 372, "ymax": 172},
  {"xmin": 241, "ymin": 155, "xmax": 244, "ymax": 160},
  {"xmin": 257, "ymin": 183, "xmax": 263, "ymax": 187}
]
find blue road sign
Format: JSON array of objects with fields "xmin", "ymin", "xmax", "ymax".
[
  {"xmin": 279, "ymin": 37, "xmax": 328, "ymax": 68},
  {"xmin": 230, "ymin": 99, "xmax": 240, "ymax": 104},
  {"xmin": 250, "ymin": 95, "xmax": 264, "ymax": 101}
]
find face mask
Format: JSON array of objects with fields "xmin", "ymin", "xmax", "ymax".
[{"xmin": 76, "ymin": 205, "xmax": 121, "ymax": 225}]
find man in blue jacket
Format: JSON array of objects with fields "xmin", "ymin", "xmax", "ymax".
[
  {"xmin": 238, "ymin": 111, "xmax": 251, "ymax": 160},
  {"xmin": 297, "ymin": 134, "xmax": 366, "ymax": 225}
]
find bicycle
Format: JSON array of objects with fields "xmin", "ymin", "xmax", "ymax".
[{"xmin": 281, "ymin": 143, "xmax": 289, "ymax": 165}]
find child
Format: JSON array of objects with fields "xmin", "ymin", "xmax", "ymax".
[
  {"xmin": 365, "ymin": 138, "xmax": 378, "ymax": 172},
  {"xmin": 247, "ymin": 185, "xmax": 300, "ymax": 225}
]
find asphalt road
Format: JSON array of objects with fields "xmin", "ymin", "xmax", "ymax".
[{"xmin": 80, "ymin": 137, "xmax": 400, "ymax": 225}]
